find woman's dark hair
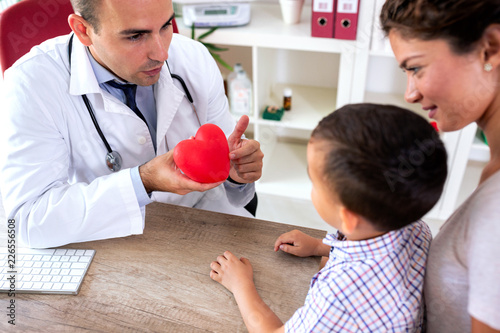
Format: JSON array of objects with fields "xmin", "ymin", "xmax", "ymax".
[
  {"xmin": 380, "ymin": 0, "xmax": 500, "ymax": 54},
  {"xmin": 311, "ymin": 103, "xmax": 447, "ymax": 232},
  {"xmin": 70, "ymin": 0, "xmax": 101, "ymax": 33}
]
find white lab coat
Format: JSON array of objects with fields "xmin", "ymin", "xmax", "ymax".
[{"xmin": 0, "ymin": 33, "xmax": 254, "ymax": 248}]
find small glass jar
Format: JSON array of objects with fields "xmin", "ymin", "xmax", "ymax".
[{"xmin": 283, "ymin": 88, "xmax": 292, "ymax": 111}]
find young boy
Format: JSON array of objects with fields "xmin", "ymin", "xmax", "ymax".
[{"xmin": 209, "ymin": 103, "xmax": 448, "ymax": 332}]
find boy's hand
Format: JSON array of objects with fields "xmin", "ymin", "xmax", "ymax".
[
  {"xmin": 210, "ymin": 251, "xmax": 254, "ymax": 293},
  {"xmin": 274, "ymin": 230, "xmax": 329, "ymax": 257}
]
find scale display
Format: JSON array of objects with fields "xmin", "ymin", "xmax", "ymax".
[{"xmin": 182, "ymin": 3, "xmax": 251, "ymax": 27}]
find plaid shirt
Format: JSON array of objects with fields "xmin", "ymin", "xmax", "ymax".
[{"xmin": 285, "ymin": 220, "xmax": 431, "ymax": 332}]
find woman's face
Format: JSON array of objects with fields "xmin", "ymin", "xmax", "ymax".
[{"xmin": 389, "ymin": 31, "xmax": 497, "ymax": 132}]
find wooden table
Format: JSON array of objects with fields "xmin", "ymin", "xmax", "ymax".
[{"xmin": 0, "ymin": 202, "xmax": 326, "ymax": 332}]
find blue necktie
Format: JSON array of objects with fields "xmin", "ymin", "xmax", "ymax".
[{"xmin": 107, "ymin": 80, "xmax": 148, "ymax": 125}]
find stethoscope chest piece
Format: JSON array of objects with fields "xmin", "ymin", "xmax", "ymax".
[{"xmin": 106, "ymin": 151, "xmax": 123, "ymax": 172}]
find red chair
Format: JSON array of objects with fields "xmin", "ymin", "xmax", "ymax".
[
  {"xmin": 0, "ymin": 0, "xmax": 73, "ymax": 75},
  {"xmin": 0, "ymin": 0, "xmax": 179, "ymax": 75}
]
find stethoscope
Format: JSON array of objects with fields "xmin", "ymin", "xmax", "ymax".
[{"xmin": 67, "ymin": 34, "xmax": 200, "ymax": 172}]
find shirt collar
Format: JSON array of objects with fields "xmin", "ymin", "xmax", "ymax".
[
  {"xmin": 323, "ymin": 223, "xmax": 416, "ymax": 261},
  {"xmin": 85, "ymin": 47, "xmax": 124, "ymax": 85}
]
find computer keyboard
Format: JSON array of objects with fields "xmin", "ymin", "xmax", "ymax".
[{"xmin": 0, "ymin": 248, "xmax": 95, "ymax": 295}]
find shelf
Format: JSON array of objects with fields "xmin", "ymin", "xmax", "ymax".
[
  {"xmin": 256, "ymin": 141, "xmax": 311, "ymax": 200},
  {"xmin": 176, "ymin": 3, "xmax": 357, "ymax": 53},
  {"xmin": 469, "ymin": 136, "xmax": 490, "ymax": 162},
  {"xmin": 257, "ymin": 83, "xmax": 337, "ymax": 131}
]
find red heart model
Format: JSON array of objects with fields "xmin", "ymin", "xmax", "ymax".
[{"xmin": 173, "ymin": 123, "xmax": 230, "ymax": 183}]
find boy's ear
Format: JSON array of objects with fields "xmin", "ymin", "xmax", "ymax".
[
  {"xmin": 339, "ymin": 207, "xmax": 360, "ymax": 235},
  {"xmin": 481, "ymin": 24, "xmax": 500, "ymax": 69},
  {"xmin": 68, "ymin": 13, "xmax": 93, "ymax": 47}
]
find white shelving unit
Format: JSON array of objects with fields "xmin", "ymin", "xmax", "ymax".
[{"xmin": 177, "ymin": 1, "xmax": 486, "ymax": 222}]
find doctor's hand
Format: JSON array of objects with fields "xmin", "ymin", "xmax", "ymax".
[
  {"xmin": 139, "ymin": 150, "xmax": 224, "ymax": 195},
  {"xmin": 227, "ymin": 115, "xmax": 264, "ymax": 184}
]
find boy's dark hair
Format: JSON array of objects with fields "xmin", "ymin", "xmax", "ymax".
[
  {"xmin": 380, "ymin": 0, "xmax": 500, "ymax": 55},
  {"xmin": 311, "ymin": 103, "xmax": 447, "ymax": 232}
]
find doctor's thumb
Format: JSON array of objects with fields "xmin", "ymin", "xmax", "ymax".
[{"xmin": 228, "ymin": 116, "xmax": 249, "ymax": 145}]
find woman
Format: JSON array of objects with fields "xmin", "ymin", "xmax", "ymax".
[{"xmin": 380, "ymin": 1, "xmax": 500, "ymax": 332}]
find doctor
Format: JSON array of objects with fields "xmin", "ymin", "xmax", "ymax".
[{"xmin": 0, "ymin": 0, "xmax": 263, "ymax": 248}]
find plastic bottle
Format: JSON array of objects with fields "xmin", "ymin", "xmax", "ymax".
[
  {"xmin": 227, "ymin": 63, "xmax": 243, "ymax": 87},
  {"xmin": 229, "ymin": 69, "xmax": 253, "ymax": 116}
]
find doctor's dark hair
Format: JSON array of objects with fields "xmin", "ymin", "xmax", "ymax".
[
  {"xmin": 311, "ymin": 104, "xmax": 447, "ymax": 232},
  {"xmin": 70, "ymin": 0, "xmax": 101, "ymax": 33},
  {"xmin": 380, "ymin": 0, "xmax": 500, "ymax": 55}
]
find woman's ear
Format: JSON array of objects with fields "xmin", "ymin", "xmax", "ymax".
[
  {"xmin": 481, "ymin": 24, "xmax": 500, "ymax": 68},
  {"xmin": 68, "ymin": 13, "xmax": 92, "ymax": 47},
  {"xmin": 339, "ymin": 207, "xmax": 360, "ymax": 235}
]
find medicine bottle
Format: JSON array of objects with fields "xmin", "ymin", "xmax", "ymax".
[
  {"xmin": 227, "ymin": 63, "xmax": 243, "ymax": 86},
  {"xmin": 283, "ymin": 88, "xmax": 292, "ymax": 111},
  {"xmin": 229, "ymin": 70, "xmax": 253, "ymax": 116}
]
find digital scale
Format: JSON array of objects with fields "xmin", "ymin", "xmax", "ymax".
[{"xmin": 180, "ymin": 2, "xmax": 251, "ymax": 27}]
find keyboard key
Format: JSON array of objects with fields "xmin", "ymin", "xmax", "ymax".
[
  {"xmin": 66, "ymin": 250, "xmax": 76, "ymax": 256},
  {"xmin": 54, "ymin": 249, "xmax": 67, "ymax": 256},
  {"xmin": 23, "ymin": 282, "xmax": 33, "ymax": 289},
  {"xmin": 41, "ymin": 276, "xmax": 52, "ymax": 282},
  {"xmin": 71, "ymin": 263, "xmax": 87, "ymax": 269},
  {"xmin": 41, "ymin": 256, "xmax": 52, "ymax": 261},
  {"xmin": 70, "ymin": 269, "xmax": 84, "ymax": 276},
  {"xmin": 42, "ymin": 283, "xmax": 53, "ymax": 290},
  {"xmin": 62, "ymin": 283, "xmax": 77, "ymax": 291},
  {"xmin": 75, "ymin": 250, "xmax": 85, "ymax": 256},
  {"xmin": 40, "ymin": 269, "xmax": 51, "ymax": 275},
  {"xmin": 71, "ymin": 276, "xmax": 81, "ymax": 283},
  {"xmin": 51, "ymin": 276, "xmax": 62, "ymax": 283},
  {"xmin": 23, "ymin": 261, "xmax": 34, "ymax": 268},
  {"xmin": 21, "ymin": 268, "xmax": 32, "ymax": 275},
  {"xmin": 52, "ymin": 262, "xmax": 62, "ymax": 269},
  {"xmin": 52, "ymin": 283, "xmax": 63, "ymax": 290},
  {"xmin": 32, "ymin": 282, "xmax": 43, "ymax": 289},
  {"xmin": 60, "ymin": 269, "xmax": 70, "ymax": 276},
  {"xmin": 32, "ymin": 275, "xmax": 42, "ymax": 282},
  {"xmin": 50, "ymin": 256, "xmax": 61, "ymax": 262},
  {"xmin": 33, "ymin": 262, "xmax": 43, "ymax": 268},
  {"xmin": 42, "ymin": 262, "xmax": 52, "ymax": 268},
  {"xmin": 60, "ymin": 256, "xmax": 70, "ymax": 262},
  {"xmin": 31, "ymin": 268, "xmax": 41, "ymax": 275},
  {"xmin": 61, "ymin": 276, "xmax": 71, "ymax": 283},
  {"xmin": 33, "ymin": 255, "xmax": 42, "ymax": 261},
  {"xmin": 61, "ymin": 263, "xmax": 71, "ymax": 269}
]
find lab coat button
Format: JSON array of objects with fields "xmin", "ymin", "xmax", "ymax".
[{"xmin": 137, "ymin": 136, "xmax": 147, "ymax": 145}]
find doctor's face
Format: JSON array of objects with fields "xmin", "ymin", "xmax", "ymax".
[{"xmin": 86, "ymin": 0, "xmax": 174, "ymax": 86}]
